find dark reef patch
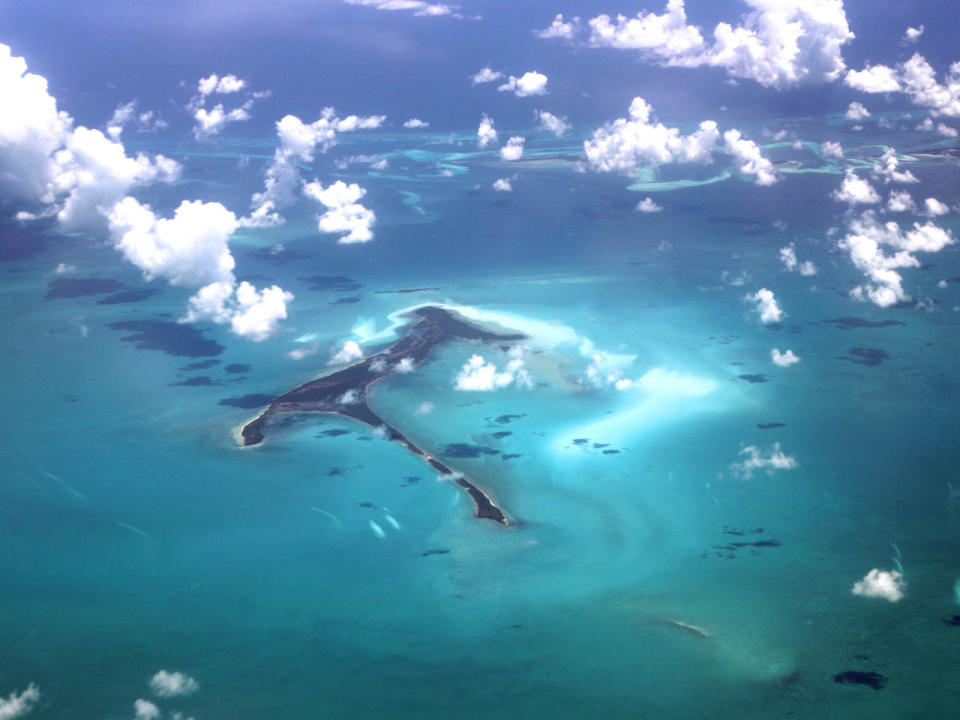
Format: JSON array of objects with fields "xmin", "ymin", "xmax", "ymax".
[
  {"xmin": 401, "ymin": 476, "xmax": 421, "ymax": 487},
  {"xmin": 219, "ymin": 393, "xmax": 275, "ymax": 409},
  {"xmin": 331, "ymin": 296, "xmax": 362, "ymax": 304},
  {"xmin": 299, "ymin": 274, "xmax": 363, "ymax": 292},
  {"xmin": 833, "ymin": 671, "xmax": 887, "ymax": 690},
  {"xmin": 422, "ymin": 549, "xmax": 450, "ymax": 557},
  {"xmin": 183, "ymin": 359, "xmax": 221, "ymax": 372},
  {"xmin": 572, "ymin": 438, "xmax": 589, "ymax": 446},
  {"xmin": 757, "ymin": 423, "xmax": 786, "ymax": 430},
  {"xmin": 442, "ymin": 443, "xmax": 500, "ymax": 458},
  {"xmin": 603, "ymin": 449, "xmax": 621, "ymax": 455},
  {"xmin": 97, "ymin": 288, "xmax": 160, "ymax": 305},
  {"xmin": 838, "ymin": 347, "xmax": 889, "ymax": 366},
  {"xmin": 942, "ymin": 615, "xmax": 960, "ymax": 626},
  {"xmin": 46, "ymin": 277, "xmax": 124, "ymax": 299},
  {"xmin": 491, "ymin": 431, "xmax": 513, "ymax": 439},
  {"xmin": 224, "ymin": 363, "xmax": 250, "ymax": 374},
  {"xmin": 170, "ymin": 376, "xmax": 220, "ymax": 387},
  {"xmin": 738, "ymin": 374, "xmax": 769, "ymax": 384},
  {"xmin": 823, "ymin": 317, "xmax": 906, "ymax": 330},
  {"xmin": 319, "ymin": 429, "xmax": 351, "ymax": 438},
  {"xmin": 492, "ymin": 414, "xmax": 526, "ymax": 425},
  {"xmin": 108, "ymin": 320, "xmax": 224, "ymax": 358}
]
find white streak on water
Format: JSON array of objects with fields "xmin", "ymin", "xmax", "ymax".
[
  {"xmin": 45, "ymin": 473, "xmax": 85, "ymax": 500},
  {"xmin": 369, "ymin": 520, "xmax": 386, "ymax": 539},
  {"xmin": 311, "ymin": 507, "xmax": 342, "ymax": 528},
  {"xmin": 116, "ymin": 521, "xmax": 154, "ymax": 544},
  {"xmin": 384, "ymin": 514, "xmax": 400, "ymax": 531}
]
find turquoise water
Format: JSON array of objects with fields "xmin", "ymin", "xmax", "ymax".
[{"xmin": 3, "ymin": 121, "xmax": 960, "ymax": 719}]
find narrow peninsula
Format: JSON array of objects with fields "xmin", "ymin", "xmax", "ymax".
[{"xmin": 240, "ymin": 306, "xmax": 525, "ymax": 524}]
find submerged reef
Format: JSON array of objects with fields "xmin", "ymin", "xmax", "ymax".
[{"xmin": 239, "ymin": 306, "xmax": 525, "ymax": 524}]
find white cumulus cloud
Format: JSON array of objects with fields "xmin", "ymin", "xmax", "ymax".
[
  {"xmin": 845, "ymin": 101, "xmax": 871, "ymax": 120},
  {"xmin": 886, "ymin": 190, "xmax": 916, "ymax": 213},
  {"xmin": 731, "ymin": 442, "xmax": 798, "ymax": 478},
  {"xmin": 0, "ymin": 684, "xmax": 40, "ymax": 720},
  {"xmin": 903, "ymin": 25, "xmax": 924, "ymax": 45},
  {"xmin": 872, "ymin": 148, "xmax": 918, "ymax": 184},
  {"xmin": 745, "ymin": 287, "xmax": 784, "ymax": 324},
  {"xmin": 470, "ymin": 67, "xmax": 502, "ymax": 84},
  {"xmin": 723, "ymin": 129, "xmax": 777, "ymax": 185},
  {"xmin": 454, "ymin": 347, "xmax": 531, "ymax": 391},
  {"xmin": 183, "ymin": 281, "xmax": 293, "ymax": 342},
  {"xmin": 303, "ymin": 180, "xmax": 376, "ymax": 244},
  {"xmin": 330, "ymin": 339, "xmax": 364, "ymax": 365},
  {"xmin": 497, "ymin": 71, "xmax": 548, "ymax": 97},
  {"xmin": 636, "ymin": 197, "xmax": 662, "ymax": 213},
  {"xmin": 133, "ymin": 699, "xmax": 160, "ymax": 720},
  {"xmin": 492, "ymin": 178, "xmax": 512, "ymax": 192},
  {"xmin": 500, "ymin": 136, "xmax": 525, "ymax": 161},
  {"xmin": 477, "ymin": 114, "xmax": 498, "ymax": 148},
  {"xmin": 534, "ymin": 109, "xmax": 570, "ymax": 136},
  {"xmin": 852, "ymin": 568, "xmax": 904, "ymax": 602},
  {"xmin": 771, "ymin": 348, "xmax": 800, "ymax": 367},
  {"xmin": 924, "ymin": 197, "xmax": 950, "ymax": 217},
  {"xmin": 821, "ymin": 140, "xmax": 844, "ymax": 158},
  {"xmin": 536, "ymin": 13, "xmax": 580, "ymax": 40},
  {"xmin": 845, "ymin": 54, "xmax": 960, "ymax": 117},
  {"xmin": 150, "ymin": 671, "xmax": 199, "ymax": 698},
  {"xmin": 344, "ymin": 0, "xmax": 460, "ymax": 17},
  {"xmin": 832, "ymin": 170, "xmax": 880, "ymax": 204},
  {"xmin": 403, "ymin": 118, "xmax": 429, "ymax": 128}
]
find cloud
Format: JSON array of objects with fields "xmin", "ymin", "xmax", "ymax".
[
  {"xmin": 55, "ymin": 262, "xmax": 76, "ymax": 274},
  {"xmin": 745, "ymin": 288, "xmax": 784, "ymax": 324},
  {"xmin": 183, "ymin": 281, "xmax": 293, "ymax": 341},
  {"xmin": 133, "ymin": 699, "xmax": 160, "ymax": 720},
  {"xmin": 845, "ymin": 54, "xmax": 960, "ymax": 117},
  {"xmin": 925, "ymin": 197, "xmax": 950, "ymax": 217},
  {"xmin": 454, "ymin": 347, "xmax": 531, "ymax": 391},
  {"xmin": 477, "ymin": 114, "xmax": 498, "ymax": 148},
  {"xmin": 563, "ymin": 0, "xmax": 853, "ymax": 89},
  {"xmin": 536, "ymin": 13, "xmax": 580, "ymax": 40},
  {"xmin": 492, "ymin": 178, "xmax": 512, "ymax": 192},
  {"xmin": 723, "ymin": 130, "xmax": 777, "ymax": 185},
  {"xmin": 403, "ymin": 118, "xmax": 429, "ymax": 128},
  {"xmin": 779, "ymin": 244, "xmax": 814, "ymax": 275},
  {"xmin": 150, "ymin": 671, "xmax": 199, "ymax": 698},
  {"xmin": 470, "ymin": 67, "xmax": 502, "ymax": 84},
  {"xmin": 415, "ymin": 401, "xmax": 434, "ymax": 415},
  {"xmin": 193, "ymin": 103, "xmax": 252, "ymax": 139},
  {"xmin": 107, "ymin": 101, "xmax": 167, "ymax": 139},
  {"xmin": 343, "ymin": 0, "xmax": 460, "ymax": 17},
  {"xmin": 838, "ymin": 210, "xmax": 955, "ymax": 307},
  {"xmin": 0, "ymin": 684, "xmax": 40, "ymax": 720},
  {"xmin": 197, "ymin": 73, "xmax": 246, "ymax": 96},
  {"xmin": 731, "ymin": 442, "xmax": 798, "ymax": 478},
  {"xmin": 636, "ymin": 197, "xmax": 662, "ymax": 213},
  {"xmin": 500, "ymin": 136, "xmax": 525, "ymax": 161},
  {"xmin": 852, "ymin": 568, "xmax": 904, "ymax": 602},
  {"xmin": 534, "ymin": 109, "xmax": 570, "ymax": 136},
  {"xmin": 820, "ymin": 140, "xmax": 843, "ymax": 158},
  {"xmin": 886, "ymin": 190, "xmax": 916, "ymax": 213},
  {"xmin": 330, "ymin": 339, "xmax": 364, "ymax": 365},
  {"xmin": 497, "ymin": 71, "xmax": 548, "ymax": 97},
  {"xmin": 871, "ymin": 148, "xmax": 918, "ymax": 184},
  {"xmin": 395, "ymin": 357, "xmax": 416, "ymax": 373},
  {"xmin": 845, "ymin": 101, "xmax": 870, "ymax": 120},
  {"xmin": 771, "ymin": 348, "xmax": 800, "ymax": 367},
  {"xmin": 107, "ymin": 197, "xmax": 237, "ymax": 288},
  {"xmin": 303, "ymin": 180, "xmax": 376, "ymax": 244},
  {"xmin": 832, "ymin": 170, "xmax": 880, "ymax": 204},
  {"xmin": 903, "ymin": 25, "xmax": 924, "ymax": 45},
  {"xmin": 243, "ymin": 109, "xmax": 385, "ymax": 227},
  {"xmin": 614, "ymin": 367, "xmax": 716, "ymax": 396},
  {"xmin": 584, "ymin": 97, "xmax": 719, "ymax": 173}
]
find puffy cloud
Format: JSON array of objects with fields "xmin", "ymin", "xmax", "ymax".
[
  {"xmin": 197, "ymin": 73, "xmax": 246, "ymax": 96},
  {"xmin": 193, "ymin": 103, "xmax": 252, "ymax": 139},
  {"xmin": 584, "ymin": 97, "xmax": 719, "ymax": 173},
  {"xmin": 150, "ymin": 671, "xmax": 199, "ymax": 698},
  {"xmin": 845, "ymin": 101, "xmax": 871, "ymax": 120},
  {"xmin": 771, "ymin": 348, "xmax": 800, "ymax": 367},
  {"xmin": 337, "ymin": 389, "xmax": 361, "ymax": 405},
  {"xmin": 454, "ymin": 347, "xmax": 531, "ymax": 391},
  {"xmin": 55, "ymin": 262, "xmax": 76, "ymax": 274},
  {"xmin": 303, "ymin": 180, "xmax": 376, "ymax": 244},
  {"xmin": 799, "ymin": 260, "xmax": 817, "ymax": 276},
  {"xmin": 820, "ymin": 140, "xmax": 843, "ymax": 158},
  {"xmin": 415, "ymin": 401, "xmax": 434, "ymax": 415},
  {"xmin": 723, "ymin": 130, "xmax": 777, "ymax": 185},
  {"xmin": 936, "ymin": 122, "xmax": 958, "ymax": 137},
  {"xmin": 903, "ymin": 25, "xmax": 924, "ymax": 45},
  {"xmin": 0, "ymin": 684, "xmax": 40, "ymax": 720},
  {"xmin": 745, "ymin": 288, "xmax": 784, "ymax": 324},
  {"xmin": 497, "ymin": 71, "xmax": 548, "ymax": 97},
  {"xmin": 133, "ymin": 699, "xmax": 160, "ymax": 720},
  {"xmin": 500, "ymin": 136, "xmax": 525, "ymax": 161},
  {"xmin": 492, "ymin": 178, "xmax": 513, "ymax": 192},
  {"xmin": 838, "ymin": 211, "xmax": 955, "ymax": 307},
  {"xmin": 845, "ymin": 54, "xmax": 960, "ymax": 117},
  {"xmin": 243, "ymin": 109, "xmax": 385, "ymax": 227},
  {"xmin": 107, "ymin": 101, "xmax": 167, "ymax": 139},
  {"xmin": 636, "ymin": 197, "xmax": 662, "ymax": 213},
  {"xmin": 344, "ymin": 0, "xmax": 459, "ymax": 17},
  {"xmin": 779, "ymin": 244, "xmax": 797, "ymax": 271},
  {"xmin": 872, "ymin": 148, "xmax": 918, "ymax": 184},
  {"xmin": 534, "ymin": 109, "xmax": 570, "ymax": 137},
  {"xmin": 403, "ymin": 117, "xmax": 429, "ymax": 128},
  {"xmin": 925, "ymin": 197, "xmax": 950, "ymax": 217},
  {"xmin": 731, "ymin": 442, "xmax": 798, "ymax": 478},
  {"xmin": 330, "ymin": 339, "xmax": 364, "ymax": 365},
  {"xmin": 887, "ymin": 190, "xmax": 916, "ymax": 213},
  {"xmin": 536, "ymin": 13, "xmax": 580, "ymax": 40},
  {"xmin": 107, "ymin": 197, "xmax": 237, "ymax": 287},
  {"xmin": 852, "ymin": 568, "xmax": 904, "ymax": 602},
  {"xmin": 832, "ymin": 170, "xmax": 880, "ymax": 204},
  {"xmin": 845, "ymin": 63, "xmax": 901, "ymax": 93},
  {"xmin": 470, "ymin": 67, "xmax": 502, "ymax": 84},
  {"xmin": 477, "ymin": 114, "xmax": 498, "ymax": 148},
  {"xmin": 573, "ymin": 0, "xmax": 853, "ymax": 89},
  {"xmin": 395, "ymin": 357, "xmax": 416, "ymax": 373},
  {"xmin": 184, "ymin": 281, "xmax": 293, "ymax": 342}
]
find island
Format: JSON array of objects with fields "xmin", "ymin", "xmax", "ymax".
[{"xmin": 239, "ymin": 306, "xmax": 525, "ymax": 524}]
